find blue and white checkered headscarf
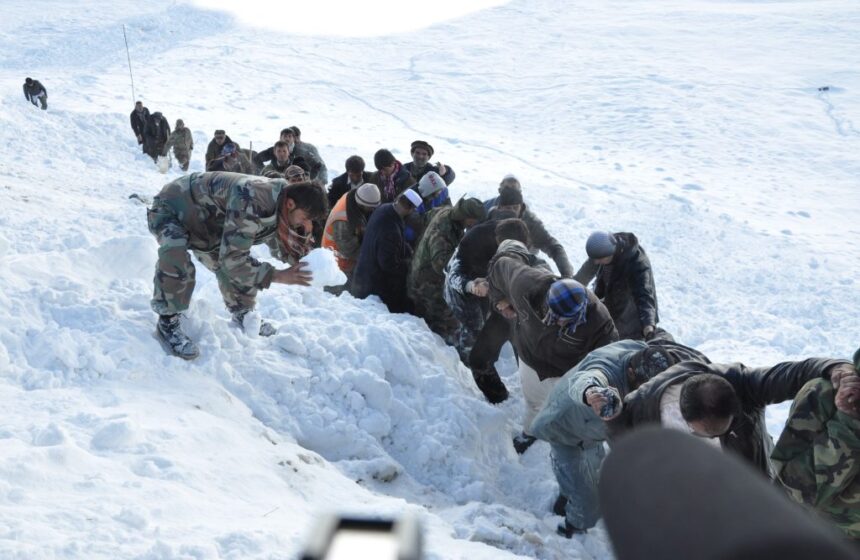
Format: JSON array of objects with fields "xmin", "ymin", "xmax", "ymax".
[{"xmin": 543, "ymin": 279, "xmax": 588, "ymax": 336}]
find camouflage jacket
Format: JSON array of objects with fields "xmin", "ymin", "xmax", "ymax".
[
  {"xmin": 163, "ymin": 127, "xmax": 193, "ymax": 155},
  {"xmin": 152, "ymin": 172, "xmax": 289, "ymax": 292},
  {"xmin": 408, "ymin": 207, "xmax": 463, "ymax": 294},
  {"xmin": 772, "ymin": 377, "xmax": 860, "ymax": 540}
]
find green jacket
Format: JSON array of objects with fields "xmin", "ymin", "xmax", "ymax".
[
  {"xmin": 407, "ymin": 206, "xmax": 463, "ymax": 297},
  {"xmin": 151, "ymin": 172, "xmax": 288, "ymax": 292},
  {"xmin": 772, "ymin": 378, "xmax": 860, "ymax": 540}
]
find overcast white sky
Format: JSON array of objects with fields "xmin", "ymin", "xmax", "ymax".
[{"xmin": 192, "ymin": 0, "xmax": 510, "ymax": 36}]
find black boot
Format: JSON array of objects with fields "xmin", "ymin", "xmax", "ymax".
[
  {"xmin": 513, "ymin": 432, "xmax": 538, "ymax": 454},
  {"xmin": 557, "ymin": 520, "xmax": 587, "ymax": 539},
  {"xmin": 232, "ymin": 309, "xmax": 277, "ymax": 337},
  {"xmin": 157, "ymin": 314, "xmax": 199, "ymax": 360},
  {"xmin": 472, "ymin": 367, "xmax": 509, "ymax": 404},
  {"xmin": 552, "ymin": 494, "xmax": 568, "ymax": 516}
]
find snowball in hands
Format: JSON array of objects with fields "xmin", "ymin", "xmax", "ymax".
[{"xmin": 299, "ymin": 248, "xmax": 347, "ymax": 288}]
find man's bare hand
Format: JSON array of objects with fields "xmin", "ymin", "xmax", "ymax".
[
  {"xmin": 835, "ymin": 375, "xmax": 860, "ymax": 419},
  {"xmin": 495, "ymin": 299, "xmax": 517, "ymax": 320},
  {"xmin": 272, "ymin": 261, "xmax": 312, "ymax": 286},
  {"xmin": 585, "ymin": 386, "xmax": 622, "ymax": 420},
  {"xmin": 469, "ymin": 278, "xmax": 489, "ymax": 298},
  {"xmin": 437, "ymin": 162, "xmax": 448, "ymax": 177},
  {"xmin": 829, "ymin": 363, "xmax": 855, "ymax": 389}
]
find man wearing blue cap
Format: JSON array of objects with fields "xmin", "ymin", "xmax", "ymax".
[{"xmin": 485, "ymin": 240, "xmax": 618, "ymax": 451}]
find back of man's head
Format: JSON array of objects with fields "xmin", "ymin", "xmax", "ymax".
[
  {"xmin": 494, "ymin": 218, "xmax": 530, "ymax": 245},
  {"xmin": 499, "ymin": 174, "xmax": 521, "ymax": 192},
  {"xmin": 679, "ymin": 374, "xmax": 740, "ymax": 424}
]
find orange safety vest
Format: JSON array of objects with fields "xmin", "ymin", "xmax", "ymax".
[{"xmin": 322, "ymin": 192, "xmax": 355, "ymax": 272}]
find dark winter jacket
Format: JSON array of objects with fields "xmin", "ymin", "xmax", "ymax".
[
  {"xmin": 488, "ymin": 248, "xmax": 619, "ymax": 380},
  {"xmin": 368, "ymin": 165, "xmax": 416, "ymax": 204},
  {"xmin": 609, "ymin": 358, "xmax": 849, "ymax": 476},
  {"xmin": 350, "ymin": 203, "xmax": 412, "ymax": 313},
  {"xmin": 143, "ymin": 112, "xmax": 170, "ymax": 149},
  {"xmin": 206, "ymin": 135, "xmax": 235, "ymax": 168},
  {"xmin": 23, "ymin": 80, "xmax": 46, "ymax": 101},
  {"xmin": 404, "ymin": 162, "xmax": 456, "ymax": 186},
  {"xmin": 327, "ymin": 171, "xmax": 372, "ymax": 209},
  {"xmin": 405, "ymin": 189, "xmax": 452, "ymax": 246},
  {"xmin": 574, "ymin": 232, "xmax": 658, "ymax": 340},
  {"xmin": 130, "ymin": 107, "xmax": 150, "ymax": 141}
]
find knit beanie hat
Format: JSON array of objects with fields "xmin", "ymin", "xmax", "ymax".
[
  {"xmin": 585, "ymin": 231, "xmax": 617, "ymax": 259},
  {"xmin": 374, "ymin": 149, "xmax": 395, "ymax": 170},
  {"xmin": 498, "ymin": 188, "xmax": 523, "ymax": 206},
  {"xmin": 410, "ymin": 140, "xmax": 434, "ymax": 157},
  {"xmin": 543, "ymin": 279, "xmax": 589, "ymax": 335},
  {"xmin": 355, "ymin": 183, "xmax": 381, "ymax": 208},
  {"xmin": 417, "ymin": 171, "xmax": 446, "ymax": 198},
  {"xmin": 451, "ymin": 197, "xmax": 487, "ymax": 223}
]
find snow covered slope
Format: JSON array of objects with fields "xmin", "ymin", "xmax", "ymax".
[{"xmin": 1, "ymin": 0, "xmax": 858, "ymax": 558}]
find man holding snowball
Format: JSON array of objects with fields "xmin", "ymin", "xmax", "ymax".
[{"xmin": 147, "ymin": 171, "xmax": 328, "ymax": 359}]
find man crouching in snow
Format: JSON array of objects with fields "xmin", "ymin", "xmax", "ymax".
[{"xmin": 147, "ymin": 171, "xmax": 327, "ymax": 359}]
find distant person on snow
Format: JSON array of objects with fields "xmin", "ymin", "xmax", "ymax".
[
  {"xmin": 327, "ymin": 155, "xmax": 372, "ymax": 209},
  {"xmin": 350, "ymin": 190, "xmax": 422, "ymax": 314},
  {"xmin": 162, "ymin": 119, "xmax": 194, "ymax": 171},
  {"xmin": 205, "ymin": 129, "xmax": 236, "ymax": 168},
  {"xmin": 284, "ymin": 126, "xmax": 328, "ymax": 184},
  {"xmin": 207, "ymin": 143, "xmax": 254, "ymax": 174},
  {"xmin": 403, "ymin": 140, "xmax": 456, "ymax": 185},
  {"xmin": 484, "ymin": 175, "xmax": 575, "ymax": 278},
  {"xmin": 147, "ymin": 172, "xmax": 327, "ymax": 359},
  {"xmin": 143, "ymin": 111, "xmax": 170, "ymax": 162},
  {"xmin": 129, "ymin": 101, "xmax": 150, "ymax": 150},
  {"xmin": 573, "ymin": 231, "xmax": 659, "ymax": 341},
  {"xmin": 368, "ymin": 149, "xmax": 416, "ymax": 204},
  {"xmin": 23, "ymin": 77, "xmax": 47, "ymax": 110}
]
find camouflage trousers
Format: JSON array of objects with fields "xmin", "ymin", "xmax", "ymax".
[
  {"xmin": 410, "ymin": 281, "xmax": 460, "ymax": 345},
  {"xmin": 147, "ymin": 200, "xmax": 258, "ymax": 316}
]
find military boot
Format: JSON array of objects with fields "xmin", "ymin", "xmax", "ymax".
[
  {"xmin": 157, "ymin": 314, "xmax": 199, "ymax": 360},
  {"xmin": 231, "ymin": 309, "xmax": 278, "ymax": 337}
]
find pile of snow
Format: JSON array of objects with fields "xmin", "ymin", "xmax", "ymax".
[{"xmin": 0, "ymin": 0, "xmax": 858, "ymax": 558}]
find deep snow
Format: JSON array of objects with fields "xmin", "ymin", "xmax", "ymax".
[{"xmin": 1, "ymin": 0, "xmax": 858, "ymax": 558}]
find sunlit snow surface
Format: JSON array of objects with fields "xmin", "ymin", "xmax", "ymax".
[{"xmin": 1, "ymin": 0, "xmax": 858, "ymax": 558}]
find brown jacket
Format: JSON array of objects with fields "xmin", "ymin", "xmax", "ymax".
[{"xmin": 488, "ymin": 246, "xmax": 618, "ymax": 380}]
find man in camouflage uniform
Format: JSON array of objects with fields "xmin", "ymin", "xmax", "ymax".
[
  {"xmin": 162, "ymin": 119, "xmax": 194, "ymax": 171},
  {"xmin": 284, "ymin": 126, "xmax": 327, "ymax": 184},
  {"xmin": 147, "ymin": 172, "xmax": 327, "ymax": 359},
  {"xmin": 772, "ymin": 356, "xmax": 860, "ymax": 541},
  {"xmin": 407, "ymin": 197, "xmax": 486, "ymax": 344}
]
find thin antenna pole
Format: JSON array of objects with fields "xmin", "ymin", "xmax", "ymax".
[{"xmin": 122, "ymin": 25, "xmax": 136, "ymax": 102}]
